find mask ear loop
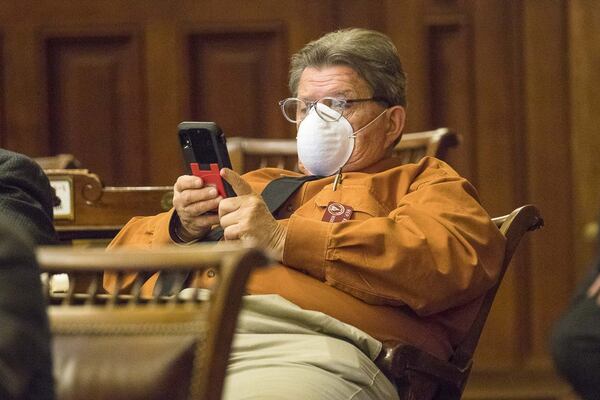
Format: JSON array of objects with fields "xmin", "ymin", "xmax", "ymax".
[
  {"xmin": 334, "ymin": 108, "xmax": 389, "ymax": 188},
  {"xmin": 350, "ymin": 108, "xmax": 389, "ymax": 138}
]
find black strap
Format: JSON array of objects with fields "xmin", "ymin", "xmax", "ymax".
[
  {"xmin": 205, "ymin": 174, "xmax": 322, "ymax": 242},
  {"xmin": 152, "ymin": 269, "xmax": 188, "ymax": 297},
  {"xmin": 261, "ymin": 175, "xmax": 323, "ymax": 214}
]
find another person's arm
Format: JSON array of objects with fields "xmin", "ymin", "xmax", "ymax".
[
  {"xmin": 551, "ymin": 257, "xmax": 600, "ymax": 400},
  {"xmin": 0, "ymin": 219, "xmax": 54, "ymax": 400}
]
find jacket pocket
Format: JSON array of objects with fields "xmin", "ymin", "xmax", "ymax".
[{"xmin": 313, "ymin": 185, "xmax": 386, "ymax": 219}]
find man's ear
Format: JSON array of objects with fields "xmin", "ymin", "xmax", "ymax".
[{"xmin": 384, "ymin": 106, "xmax": 406, "ymax": 148}]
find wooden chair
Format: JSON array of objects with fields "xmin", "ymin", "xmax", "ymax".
[
  {"xmin": 375, "ymin": 204, "xmax": 544, "ymax": 400},
  {"xmin": 226, "ymin": 127, "xmax": 459, "ymax": 174},
  {"xmin": 392, "ymin": 127, "xmax": 459, "ymax": 164},
  {"xmin": 37, "ymin": 243, "xmax": 270, "ymax": 400},
  {"xmin": 226, "ymin": 137, "xmax": 298, "ymax": 173},
  {"xmin": 45, "ymin": 169, "xmax": 173, "ymax": 242}
]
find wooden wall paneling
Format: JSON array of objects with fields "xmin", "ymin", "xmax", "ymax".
[
  {"xmin": 384, "ymin": 0, "xmax": 430, "ymax": 132},
  {"xmin": 523, "ymin": 0, "xmax": 573, "ymax": 368},
  {"xmin": 282, "ymin": 2, "xmax": 339, "ymax": 69},
  {"xmin": 468, "ymin": 0, "xmax": 528, "ymax": 371},
  {"xmin": 44, "ymin": 29, "xmax": 147, "ymax": 186},
  {"xmin": 569, "ymin": 0, "xmax": 600, "ymax": 279},
  {"xmin": 425, "ymin": 12, "xmax": 473, "ymax": 181},
  {"xmin": 466, "ymin": 1, "xmax": 575, "ymax": 398},
  {"xmin": 143, "ymin": 19, "xmax": 188, "ymax": 185},
  {"xmin": 178, "ymin": 0, "xmax": 346, "ymax": 143},
  {"xmin": 185, "ymin": 24, "xmax": 288, "ymax": 142},
  {"xmin": 332, "ymin": 0, "xmax": 385, "ymax": 31},
  {"xmin": 2, "ymin": 25, "xmax": 46, "ymax": 154}
]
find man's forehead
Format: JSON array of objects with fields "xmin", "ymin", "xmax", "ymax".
[
  {"xmin": 298, "ymin": 89, "xmax": 354, "ymax": 101},
  {"xmin": 297, "ymin": 66, "xmax": 369, "ymax": 98}
]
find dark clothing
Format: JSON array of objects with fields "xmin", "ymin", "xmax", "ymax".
[
  {"xmin": 0, "ymin": 149, "xmax": 57, "ymax": 245},
  {"xmin": 0, "ymin": 217, "xmax": 54, "ymax": 399},
  {"xmin": 0, "ymin": 149, "xmax": 56, "ymax": 398},
  {"xmin": 551, "ymin": 257, "xmax": 600, "ymax": 400}
]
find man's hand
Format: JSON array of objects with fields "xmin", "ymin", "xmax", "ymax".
[
  {"xmin": 219, "ymin": 168, "xmax": 287, "ymax": 261},
  {"xmin": 172, "ymin": 175, "xmax": 222, "ymax": 241},
  {"xmin": 587, "ymin": 272, "xmax": 600, "ymax": 306}
]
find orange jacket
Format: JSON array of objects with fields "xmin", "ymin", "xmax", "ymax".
[{"xmin": 106, "ymin": 156, "xmax": 505, "ymax": 359}]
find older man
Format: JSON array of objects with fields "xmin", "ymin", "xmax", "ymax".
[{"xmin": 108, "ymin": 28, "xmax": 505, "ymax": 399}]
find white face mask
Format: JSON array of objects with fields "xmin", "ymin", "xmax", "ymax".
[
  {"xmin": 296, "ymin": 102, "xmax": 387, "ymax": 176},
  {"xmin": 296, "ymin": 103, "xmax": 353, "ymax": 176}
]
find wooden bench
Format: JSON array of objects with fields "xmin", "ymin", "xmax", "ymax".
[{"xmin": 45, "ymin": 169, "xmax": 173, "ymax": 243}]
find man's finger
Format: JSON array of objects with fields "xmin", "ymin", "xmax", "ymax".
[
  {"xmin": 184, "ymin": 195, "xmax": 222, "ymax": 216},
  {"xmin": 218, "ymin": 196, "xmax": 243, "ymax": 218},
  {"xmin": 221, "ymin": 168, "xmax": 253, "ymax": 196},
  {"xmin": 174, "ymin": 175, "xmax": 203, "ymax": 192}
]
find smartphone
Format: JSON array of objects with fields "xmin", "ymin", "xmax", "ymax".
[{"xmin": 178, "ymin": 121, "xmax": 236, "ymax": 198}]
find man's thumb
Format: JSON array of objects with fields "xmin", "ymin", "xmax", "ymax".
[{"xmin": 221, "ymin": 168, "xmax": 253, "ymax": 196}]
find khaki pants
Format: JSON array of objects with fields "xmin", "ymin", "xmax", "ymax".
[{"xmin": 222, "ymin": 295, "xmax": 399, "ymax": 400}]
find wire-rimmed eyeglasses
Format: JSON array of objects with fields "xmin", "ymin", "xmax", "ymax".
[{"xmin": 278, "ymin": 97, "xmax": 388, "ymax": 123}]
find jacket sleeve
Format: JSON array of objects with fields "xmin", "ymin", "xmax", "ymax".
[
  {"xmin": 103, "ymin": 210, "xmax": 175, "ymax": 292},
  {"xmin": 283, "ymin": 160, "xmax": 506, "ymax": 316},
  {"xmin": 106, "ymin": 170, "xmax": 272, "ymax": 250},
  {"xmin": 107, "ymin": 209, "xmax": 175, "ymax": 250}
]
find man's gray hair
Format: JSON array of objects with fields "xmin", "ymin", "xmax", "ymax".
[{"xmin": 289, "ymin": 28, "xmax": 407, "ymax": 107}]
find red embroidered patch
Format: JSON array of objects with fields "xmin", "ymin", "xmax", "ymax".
[{"xmin": 322, "ymin": 202, "xmax": 354, "ymax": 223}]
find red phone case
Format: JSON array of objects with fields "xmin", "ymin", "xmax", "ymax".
[{"xmin": 190, "ymin": 162, "xmax": 228, "ymax": 198}]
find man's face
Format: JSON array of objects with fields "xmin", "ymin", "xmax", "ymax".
[{"xmin": 296, "ymin": 65, "xmax": 404, "ymax": 173}]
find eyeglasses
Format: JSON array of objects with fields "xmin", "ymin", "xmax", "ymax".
[{"xmin": 278, "ymin": 96, "xmax": 388, "ymax": 123}]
